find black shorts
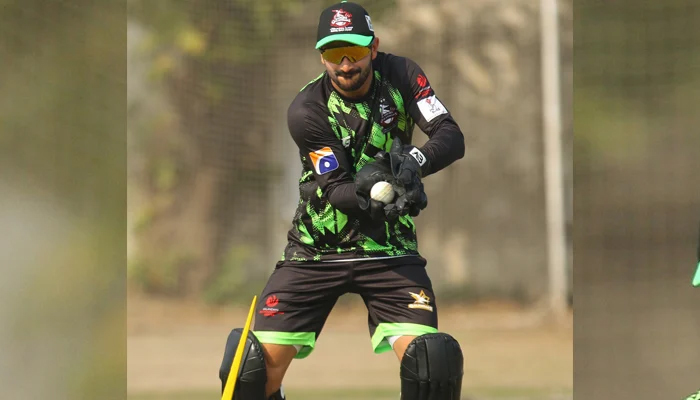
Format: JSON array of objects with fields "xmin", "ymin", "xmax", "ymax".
[{"xmin": 252, "ymin": 256, "xmax": 438, "ymax": 359}]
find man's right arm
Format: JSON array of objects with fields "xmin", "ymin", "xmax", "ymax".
[{"xmin": 287, "ymin": 98, "xmax": 366, "ymax": 216}]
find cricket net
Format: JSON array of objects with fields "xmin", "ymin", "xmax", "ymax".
[{"xmin": 574, "ymin": 0, "xmax": 700, "ymax": 398}]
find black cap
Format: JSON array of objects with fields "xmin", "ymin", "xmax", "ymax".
[{"xmin": 316, "ymin": 1, "xmax": 375, "ymax": 50}]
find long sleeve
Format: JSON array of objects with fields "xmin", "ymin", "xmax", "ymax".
[{"xmin": 396, "ymin": 56, "xmax": 465, "ymax": 176}]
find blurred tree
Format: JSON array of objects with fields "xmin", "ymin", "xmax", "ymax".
[
  {"xmin": 574, "ymin": 0, "xmax": 700, "ymax": 169},
  {"xmin": 0, "ymin": 0, "xmax": 126, "ymax": 397},
  {"xmin": 127, "ymin": 0, "xmax": 395, "ymax": 300},
  {"xmin": 1, "ymin": 0, "xmax": 124, "ymax": 217}
]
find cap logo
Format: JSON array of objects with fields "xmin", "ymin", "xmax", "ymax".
[
  {"xmin": 330, "ymin": 9, "xmax": 352, "ymax": 28},
  {"xmin": 365, "ymin": 15, "xmax": 374, "ymax": 32}
]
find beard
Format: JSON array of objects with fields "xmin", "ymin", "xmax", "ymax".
[{"xmin": 331, "ymin": 64, "xmax": 372, "ymax": 92}]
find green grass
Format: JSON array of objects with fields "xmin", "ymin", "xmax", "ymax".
[{"xmin": 129, "ymin": 387, "xmax": 573, "ymax": 400}]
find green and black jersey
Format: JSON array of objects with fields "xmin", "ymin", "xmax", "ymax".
[{"xmin": 281, "ymin": 52, "xmax": 464, "ymax": 264}]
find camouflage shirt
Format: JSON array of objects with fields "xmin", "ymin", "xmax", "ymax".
[{"xmin": 281, "ymin": 52, "xmax": 464, "ymax": 264}]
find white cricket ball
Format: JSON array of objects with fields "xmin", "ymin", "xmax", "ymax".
[{"xmin": 370, "ymin": 181, "xmax": 395, "ymax": 204}]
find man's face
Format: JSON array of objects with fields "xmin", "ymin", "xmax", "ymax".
[{"xmin": 320, "ymin": 39, "xmax": 379, "ymax": 93}]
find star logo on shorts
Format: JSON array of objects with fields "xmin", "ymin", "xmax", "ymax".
[{"xmin": 408, "ymin": 290, "xmax": 434, "ymax": 312}]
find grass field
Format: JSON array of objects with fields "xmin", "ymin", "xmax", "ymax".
[
  {"xmin": 128, "ymin": 293, "xmax": 572, "ymax": 400},
  {"xmin": 130, "ymin": 387, "xmax": 572, "ymax": 400}
]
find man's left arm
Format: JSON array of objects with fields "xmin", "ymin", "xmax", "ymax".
[{"xmin": 398, "ymin": 57, "xmax": 465, "ymax": 177}]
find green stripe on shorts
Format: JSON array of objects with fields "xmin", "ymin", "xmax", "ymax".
[
  {"xmin": 371, "ymin": 322, "xmax": 438, "ymax": 354},
  {"xmin": 253, "ymin": 331, "xmax": 316, "ymax": 359}
]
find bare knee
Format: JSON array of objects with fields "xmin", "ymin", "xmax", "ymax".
[
  {"xmin": 262, "ymin": 343, "xmax": 298, "ymax": 397},
  {"xmin": 392, "ymin": 335, "xmax": 417, "ymax": 361}
]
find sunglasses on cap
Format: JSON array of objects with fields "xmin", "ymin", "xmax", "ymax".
[{"xmin": 320, "ymin": 42, "xmax": 373, "ymax": 64}]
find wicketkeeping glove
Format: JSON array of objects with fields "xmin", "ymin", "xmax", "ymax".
[
  {"xmin": 375, "ymin": 138, "xmax": 429, "ymax": 217},
  {"xmin": 355, "ymin": 155, "xmax": 399, "ymax": 221}
]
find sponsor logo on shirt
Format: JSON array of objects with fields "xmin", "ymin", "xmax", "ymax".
[
  {"xmin": 309, "ymin": 147, "xmax": 340, "ymax": 175},
  {"xmin": 417, "ymin": 95, "xmax": 447, "ymax": 122},
  {"xmin": 415, "ymin": 86, "xmax": 432, "ymax": 99},
  {"xmin": 379, "ymin": 97, "xmax": 398, "ymax": 128}
]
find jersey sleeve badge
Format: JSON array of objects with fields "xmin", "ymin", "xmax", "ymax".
[
  {"xmin": 417, "ymin": 95, "xmax": 448, "ymax": 122},
  {"xmin": 309, "ymin": 147, "xmax": 339, "ymax": 175}
]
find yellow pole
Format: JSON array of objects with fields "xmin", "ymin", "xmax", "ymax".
[{"xmin": 221, "ymin": 295, "xmax": 258, "ymax": 400}]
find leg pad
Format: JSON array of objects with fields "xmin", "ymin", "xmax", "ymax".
[
  {"xmin": 219, "ymin": 328, "xmax": 267, "ymax": 400},
  {"xmin": 400, "ymin": 333, "xmax": 464, "ymax": 400}
]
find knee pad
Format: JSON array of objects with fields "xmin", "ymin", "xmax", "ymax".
[
  {"xmin": 400, "ymin": 333, "xmax": 464, "ymax": 400},
  {"xmin": 219, "ymin": 328, "xmax": 267, "ymax": 400}
]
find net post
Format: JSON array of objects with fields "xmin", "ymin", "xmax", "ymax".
[{"xmin": 540, "ymin": 0, "xmax": 568, "ymax": 319}]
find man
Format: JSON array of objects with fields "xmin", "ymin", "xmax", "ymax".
[{"xmin": 220, "ymin": 2, "xmax": 465, "ymax": 399}]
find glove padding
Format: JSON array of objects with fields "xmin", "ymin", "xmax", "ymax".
[{"xmin": 376, "ymin": 138, "xmax": 429, "ymax": 217}]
